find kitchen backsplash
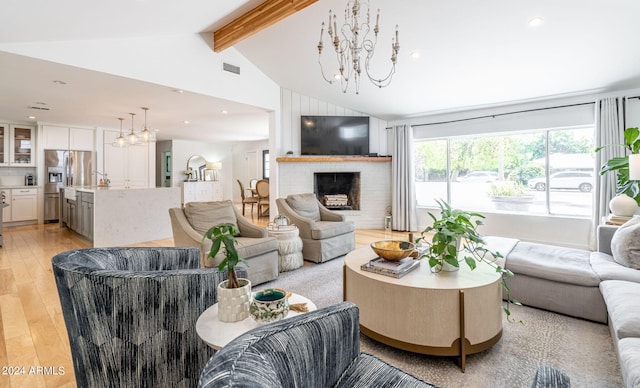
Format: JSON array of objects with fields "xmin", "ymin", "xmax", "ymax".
[{"xmin": 0, "ymin": 168, "xmax": 37, "ymax": 186}]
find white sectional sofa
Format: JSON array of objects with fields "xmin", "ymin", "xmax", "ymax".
[{"xmin": 487, "ymin": 220, "xmax": 640, "ymax": 387}]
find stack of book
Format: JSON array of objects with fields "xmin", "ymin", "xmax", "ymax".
[
  {"xmin": 604, "ymin": 214, "xmax": 633, "ymax": 226},
  {"xmin": 360, "ymin": 257, "xmax": 420, "ymax": 278}
]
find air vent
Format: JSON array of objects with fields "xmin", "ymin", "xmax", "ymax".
[
  {"xmin": 29, "ymin": 106, "xmax": 51, "ymax": 111},
  {"xmin": 223, "ymin": 62, "xmax": 240, "ymax": 75}
]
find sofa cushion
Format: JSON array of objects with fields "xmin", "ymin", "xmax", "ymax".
[
  {"xmin": 286, "ymin": 194, "xmax": 321, "ymax": 222},
  {"xmin": 590, "ymin": 251, "xmax": 640, "ymax": 282},
  {"xmin": 618, "ymin": 337, "xmax": 640, "ymax": 388},
  {"xmin": 310, "ymin": 221, "xmax": 355, "ymax": 240},
  {"xmin": 183, "ymin": 201, "xmax": 239, "ymax": 236},
  {"xmin": 335, "ymin": 353, "xmax": 434, "ymax": 388},
  {"xmin": 505, "ymin": 241, "xmax": 600, "ymax": 286},
  {"xmin": 600, "ymin": 280, "xmax": 640, "ymax": 339},
  {"xmin": 611, "ymin": 216, "xmax": 640, "ymax": 269}
]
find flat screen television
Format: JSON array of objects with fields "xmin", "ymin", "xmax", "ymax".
[{"xmin": 300, "ymin": 116, "xmax": 370, "ymax": 156}]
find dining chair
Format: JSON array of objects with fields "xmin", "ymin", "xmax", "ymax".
[
  {"xmin": 249, "ymin": 179, "xmax": 258, "ymax": 197},
  {"xmin": 256, "ymin": 179, "xmax": 270, "ymax": 217},
  {"xmin": 237, "ymin": 179, "xmax": 258, "ymax": 216}
]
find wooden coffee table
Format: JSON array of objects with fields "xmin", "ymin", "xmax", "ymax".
[
  {"xmin": 343, "ymin": 246, "xmax": 503, "ymax": 371},
  {"xmin": 196, "ymin": 293, "xmax": 317, "ymax": 350}
]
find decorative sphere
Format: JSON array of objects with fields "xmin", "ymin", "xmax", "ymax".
[{"xmin": 609, "ymin": 194, "xmax": 638, "ymax": 217}]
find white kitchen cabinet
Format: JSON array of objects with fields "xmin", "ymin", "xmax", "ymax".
[
  {"xmin": 181, "ymin": 181, "xmax": 223, "ymax": 204},
  {"xmin": 11, "ymin": 188, "xmax": 37, "ymax": 221},
  {"xmin": 0, "ymin": 123, "xmax": 8, "ymax": 165},
  {"xmin": 2, "ymin": 190, "xmax": 12, "ymax": 222},
  {"xmin": 42, "ymin": 125, "xmax": 94, "ymax": 151},
  {"xmin": 9, "ymin": 125, "xmax": 35, "ymax": 166},
  {"xmin": 103, "ymin": 130, "xmax": 149, "ymax": 188}
]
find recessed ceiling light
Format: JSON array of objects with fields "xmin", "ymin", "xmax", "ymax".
[
  {"xmin": 528, "ymin": 17, "xmax": 544, "ymax": 27},
  {"xmin": 221, "ymin": 110, "xmax": 228, "ymax": 114},
  {"xmin": 183, "ymin": 120, "xmax": 189, "ymax": 124},
  {"xmin": 28, "ymin": 116, "xmax": 36, "ymax": 120},
  {"xmin": 173, "ymin": 89, "xmax": 184, "ymax": 94},
  {"xmin": 53, "ymin": 80, "xmax": 67, "ymax": 85},
  {"xmin": 410, "ymin": 51, "xmax": 421, "ymax": 59}
]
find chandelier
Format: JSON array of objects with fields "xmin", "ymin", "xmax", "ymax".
[
  {"xmin": 317, "ymin": 0, "xmax": 400, "ymax": 94},
  {"xmin": 112, "ymin": 107, "xmax": 156, "ymax": 147}
]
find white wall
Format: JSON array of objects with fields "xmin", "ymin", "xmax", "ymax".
[
  {"xmin": 171, "ymin": 140, "xmax": 233, "ymax": 200},
  {"xmin": 231, "ymin": 140, "xmax": 269, "ymax": 204}
]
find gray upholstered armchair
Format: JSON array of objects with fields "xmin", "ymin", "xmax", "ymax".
[
  {"xmin": 52, "ymin": 247, "xmax": 247, "ymax": 388},
  {"xmin": 276, "ymin": 193, "xmax": 355, "ymax": 263},
  {"xmin": 197, "ymin": 302, "xmax": 433, "ymax": 388},
  {"xmin": 169, "ymin": 200, "xmax": 279, "ymax": 285}
]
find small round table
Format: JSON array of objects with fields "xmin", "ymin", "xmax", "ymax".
[
  {"xmin": 196, "ymin": 293, "xmax": 316, "ymax": 350},
  {"xmin": 268, "ymin": 225, "xmax": 304, "ymax": 272}
]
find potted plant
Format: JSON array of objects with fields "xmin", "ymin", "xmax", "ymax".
[
  {"xmin": 417, "ymin": 200, "xmax": 521, "ymax": 322},
  {"xmin": 596, "ymin": 127, "xmax": 640, "ymax": 205},
  {"xmin": 203, "ymin": 223, "xmax": 251, "ymax": 322}
]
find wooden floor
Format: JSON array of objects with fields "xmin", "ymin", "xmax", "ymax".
[{"xmin": 0, "ymin": 215, "xmax": 409, "ymax": 388}]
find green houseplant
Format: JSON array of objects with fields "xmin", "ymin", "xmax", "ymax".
[
  {"xmin": 417, "ymin": 200, "xmax": 521, "ymax": 322},
  {"xmin": 203, "ymin": 223, "xmax": 251, "ymax": 322},
  {"xmin": 595, "ymin": 127, "xmax": 640, "ymax": 204}
]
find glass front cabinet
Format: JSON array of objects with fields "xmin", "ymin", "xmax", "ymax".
[{"xmin": 0, "ymin": 125, "xmax": 36, "ymax": 166}]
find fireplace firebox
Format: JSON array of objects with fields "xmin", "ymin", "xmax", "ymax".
[{"xmin": 314, "ymin": 172, "xmax": 360, "ymax": 210}]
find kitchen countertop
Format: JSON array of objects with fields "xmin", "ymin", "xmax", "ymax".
[
  {"xmin": 0, "ymin": 185, "xmax": 40, "ymax": 189},
  {"xmin": 71, "ymin": 186, "xmax": 177, "ymax": 193}
]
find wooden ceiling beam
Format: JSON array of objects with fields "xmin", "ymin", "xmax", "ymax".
[{"xmin": 213, "ymin": 0, "xmax": 318, "ymax": 53}]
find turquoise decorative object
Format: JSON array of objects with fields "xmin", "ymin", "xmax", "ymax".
[{"xmin": 250, "ymin": 288, "xmax": 289, "ymax": 324}]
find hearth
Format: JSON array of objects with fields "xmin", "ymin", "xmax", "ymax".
[{"xmin": 314, "ymin": 172, "xmax": 360, "ymax": 210}]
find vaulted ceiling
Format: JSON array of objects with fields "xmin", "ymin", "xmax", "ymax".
[{"xmin": 1, "ymin": 0, "xmax": 639, "ymax": 142}]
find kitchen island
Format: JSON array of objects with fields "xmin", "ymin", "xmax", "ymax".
[{"xmin": 61, "ymin": 186, "xmax": 181, "ymax": 247}]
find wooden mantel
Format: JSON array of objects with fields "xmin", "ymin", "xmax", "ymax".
[{"xmin": 276, "ymin": 156, "xmax": 391, "ymax": 163}]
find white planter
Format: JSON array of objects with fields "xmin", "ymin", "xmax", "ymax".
[
  {"xmin": 609, "ymin": 194, "xmax": 638, "ymax": 217},
  {"xmin": 217, "ymin": 278, "xmax": 251, "ymax": 322}
]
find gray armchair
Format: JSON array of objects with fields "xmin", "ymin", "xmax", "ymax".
[
  {"xmin": 197, "ymin": 302, "xmax": 434, "ymax": 388},
  {"xmin": 276, "ymin": 193, "xmax": 355, "ymax": 263},
  {"xmin": 169, "ymin": 200, "xmax": 279, "ymax": 285},
  {"xmin": 52, "ymin": 247, "xmax": 247, "ymax": 388}
]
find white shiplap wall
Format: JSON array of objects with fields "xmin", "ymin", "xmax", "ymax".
[{"xmin": 276, "ymin": 89, "xmax": 391, "ymax": 228}]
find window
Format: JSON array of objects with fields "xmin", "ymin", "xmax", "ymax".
[
  {"xmin": 414, "ymin": 127, "xmax": 595, "ymax": 217},
  {"xmin": 262, "ymin": 150, "xmax": 270, "ymax": 179}
]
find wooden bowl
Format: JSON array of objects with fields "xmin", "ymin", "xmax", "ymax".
[{"xmin": 370, "ymin": 240, "xmax": 416, "ymax": 261}]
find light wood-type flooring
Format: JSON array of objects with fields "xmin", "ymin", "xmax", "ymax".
[{"xmin": 0, "ymin": 213, "xmax": 410, "ymax": 388}]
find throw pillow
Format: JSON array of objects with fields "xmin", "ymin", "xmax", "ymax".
[
  {"xmin": 611, "ymin": 216, "xmax": 640, "ymax": 270},
  {"xmin": 286, "ymin": 193, "xmax": 321, "ymax": 221},
  {"xmin": 184, "ymin": 200, "xmax": 239, "ymax": 236}
]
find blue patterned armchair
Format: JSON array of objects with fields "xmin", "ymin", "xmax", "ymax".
[
  {"xmin": 52, "ymin": 247, "xmax": 246, "ymax": 388},
  {"xmin": 197, "ymin": 301, "xmax": 433, "ymax": 388}
]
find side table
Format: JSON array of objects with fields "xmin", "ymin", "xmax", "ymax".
[
  {"xmin": 196, "ymin": 293, "xmax": 317, "ymax": 349},
  {"xmin": 268, "ymin": 225, "xmax": 304, "ymax": 271}
]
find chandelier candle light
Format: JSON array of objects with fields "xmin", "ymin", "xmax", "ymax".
[{"xmin": 317, "ymin": 0, "xmax": 400, "ymax": 94}]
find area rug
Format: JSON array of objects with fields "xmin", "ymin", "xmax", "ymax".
[{"xmin": 259, "ymin": 257, "xmax": 623, "ymax": 388}]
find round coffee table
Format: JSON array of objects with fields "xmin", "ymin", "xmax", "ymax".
[
  {"xmin": 196, "ymin": 293, "xmax": 316, "ymax": 350},
  {"xmin": 268, "ymin": 225, "xmax": 304, "ymax": 272},
  {"xmin": 343, "ymin": 246, "xmax": 503, "ymax": 371}
]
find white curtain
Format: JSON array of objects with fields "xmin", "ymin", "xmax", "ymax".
[
  {"xmin": 592, "ymin": 97, "xmax": 625, "ymax": 246},
  {"xmin": 390, "ymin": 124, "xmax": 417, "ymax": 231}
]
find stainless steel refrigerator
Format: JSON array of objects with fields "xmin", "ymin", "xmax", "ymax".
[{"xmin": 44, "ymin": 150, "xmax": 93, "ymax": 222}]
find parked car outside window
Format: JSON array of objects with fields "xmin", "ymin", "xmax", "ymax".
[
  {"xmin": 528, "ymin": 171, "xmax": 593, "ymax": 192},
  {"xmin": 457, "ymin": 171, "xmax": 499, "ymax": 182}
]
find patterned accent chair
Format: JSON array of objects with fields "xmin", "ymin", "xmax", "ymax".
[
  {"xmin": 52, "ymin": 247, "xmax": 246, "ymax": 388},
  {"xmin": 197, "ymin": 302, "xmax": 434, "ymax": 388},
  {"xmin": 276, "ymin": 193, "xmax": 355, "ymax": 263}
]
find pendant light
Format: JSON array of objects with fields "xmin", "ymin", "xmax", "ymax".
[
  {"xmin": 113, "ymin": 118, "xmax": 127, "ymax": 147},
  {"xmin": 140, "ymin": 107, "xmax": 155, "ymax": 143},
  {"xmin": 127, "ymin": 113, "xmax": 138, "ymax": 145}
]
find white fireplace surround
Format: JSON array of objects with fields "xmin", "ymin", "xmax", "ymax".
[{"xmin": 278, "ymin": 160, "xmax": 391, "ymax": 229}]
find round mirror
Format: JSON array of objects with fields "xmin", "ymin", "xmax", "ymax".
[{"xmin": 186, "ymin": 155, "xmax": 207, "ymax": 181}]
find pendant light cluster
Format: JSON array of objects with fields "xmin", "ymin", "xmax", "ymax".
[{"xmin": 112, "ymin": 107, "xmax": 156, "ymax": 147}]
